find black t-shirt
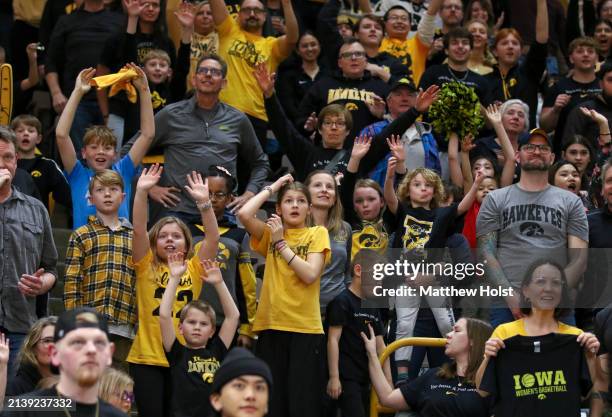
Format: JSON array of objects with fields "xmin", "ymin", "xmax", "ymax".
[
  {"xmin": 480, "ymin": 333, "xmax": 592, "ymax": 417},
  {"xmin": 326, "ymin": 288, "xmax": 383, "ymax": 383},
  {"xmin": 418, "ymin": 64, "xmax": 491, "ymax": 107},
  {"xmin": 388, "ymin": 203, "xmax": 459, "ymax": 255},
  {"xmin": 166, "ymin": 337, "xmax": 228, "ymax": 417},
  {"xmin": 543, "ymin": 76, "xmax": 601, "ymax": 153},
  {"xmin": 399, "ymin": 368, "xmax": 491, "ymax": 417},
  {"xmin": 17, "ymin": 156, "xmax": 71, "ymax": 210},
  {"xmin": 2, "ymin": 387, "xmax": 127, "ymax": 416}
]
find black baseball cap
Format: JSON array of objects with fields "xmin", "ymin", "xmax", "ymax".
[
  {"xmin": 54, "ymin": 307, "xmax": 109, "ymax": 342},
  {"xmin": 389, "ymin": 77, "xmax": 417, "ymax": 94},
  {"xmin": 518, "ymin": 128, "xmax": 552, "ymax": 149}
]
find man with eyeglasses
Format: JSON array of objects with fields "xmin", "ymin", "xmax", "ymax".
[
  {"xmin": 122, "ymin": 54, "xmax": 270, "ymax": 235},
  {"xmin": 207, "ymin": 0, "xmax": 298, "ymax": 149},
  {"xmin": 477, "ymin": 128, "xmax": 589, "ymax": 328},
  {"xmin": 297, "ymin": 38, "xmax": 391, "ymax": 146}
]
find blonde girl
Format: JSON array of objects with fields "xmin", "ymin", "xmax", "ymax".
[{"xmin": 127, "ymin": 163, "xmax": 219, "ymax": 417}]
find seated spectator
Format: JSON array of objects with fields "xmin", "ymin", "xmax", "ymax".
[
  {"xmin": 98, "ymin": 368, "xmax": 134, "ymax": 414},
  {"xmin": 64, "ymin": 170, "xmax": 137, "ymax": 371},
  {"xmin": 55, "ymin": 65, "xmax": 154, "ymax": 229},
  {"xmin": 11, "ymin": 115, "xmax": 71, "ymax": 212},
  {"xmin": 363, "ymin": 317, "xmax": 493, "ymax": 417},
  {"xmin": 485, "ymin": 0, "xmax": 548, "ymax": 128},
  {"xmin": 7, "ymin": 316, "xmax": 56, "ymax": 396}
]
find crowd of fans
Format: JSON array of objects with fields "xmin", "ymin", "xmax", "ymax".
[{"xmin": 1, "ymin": 0, "xmax": 612, "ymax": 416}]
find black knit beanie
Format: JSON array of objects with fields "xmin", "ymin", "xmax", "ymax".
[{"xmin": 211, "ymin": 347, "xmax": 273, "ymax": 393}]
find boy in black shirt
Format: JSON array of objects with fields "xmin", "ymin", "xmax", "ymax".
[
  {"xmin": 11, "ymin": 115, "xmax": 71, "ymax": 212},
  {"xmin": 326, "ymin": 249, "xmax": 390, "ymax": 417},
  {"xmin": 160, "ymin": 254, "xmax": 240, "ymax": 417}
]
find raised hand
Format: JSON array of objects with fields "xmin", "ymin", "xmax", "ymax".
[
  {"xmin": 253, "ymin": 62, "xmax": 276, "ymax": 98},
  {"xmin": 25, "ymin": 43, "xmax": 38, "ymax": 61},
  {"xmin": 304, "ymin": 112, "xmax": 318, "ymax": 132},
  {"xmin": 184, "ymin": 171, "xmax": 210, "ymax": 204},
  {"xmin": 386, "ymin": 134, "xmax": 405, "ymax": 162},
  {"xmin": 266, "ymin": 214, "xmax": 284, "ymax": 243},
  {"xmin": 484, "ymin": 103, "xmax": 502, "ymax": 125},
  {"xmin": 460, "ymin": 133, "xmax": 476, "ymax": 153},
  {"xmin": 174, "ymin": 1, "xmax": 195, "ymax": 29},
  {"xmin": 351, "ymin": 135, "xmax": 372, "ymax": 161},
  {"xmin": 137, "ymin": 163, "xmax": 163, "ymax": 192},
  {"xmin": 366, "ymin": 94, "xmax": 386, "ymax": 119},
  {"xmin": 124, "ymin": 0, "xmax": 145, "ymax": 17},
  {"xmin": 415, "ymin": 85, "xmax": 440, "ymax": 113},
  {"xmin": 75, "ymin": 67, "xmax": 96, "ymax": 95},
  {"xmin": 580, "ymin": 106, "xmax": 609, "ymax": 126},
  {"xmin": 270, "ymin": 173, "xmax": 294, "ymax": 193},
  {"xmin": 126, "ymin": 62, "xmax": 149, "ymax": 92},
  {"xmin": 168, "ymin": 252, "xmax": 187, "ymax": 278},
  {"xmin": 201, "ymin": 259, "xmax": 223, "ymax": 285},
  {"xmin": 386, "ymin": 156, "xmax": 398, "ymax": 180}
]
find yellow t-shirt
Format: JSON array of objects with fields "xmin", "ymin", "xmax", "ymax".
[
  {"xmin": 217, "ymin": 15, "xmax": 288, "ymax": 121},
  {"xmin": 126, "ymin": 249, "xmax": 204, "ymax": 366},
  {"xmin": 251, "ymin": 226, "xmax": 331, "ymax": 334},
  {"xmin": 351, "ymin": 224, "xmax": 388, "ymax": 260},
  {"xmin": 379, "ymin": 36, "xmax": 429, "ymax": 85},
  {"xmin": 492, "ymin": 318, "xmax": 582, "ymax": 340}
]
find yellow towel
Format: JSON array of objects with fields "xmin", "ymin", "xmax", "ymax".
[{"xmin": 91, "ymin": 68, "xmax": 139, "ymax": 103}]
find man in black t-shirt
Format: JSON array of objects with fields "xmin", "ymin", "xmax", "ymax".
[
  {"xmin": 4, "ymin": 308, "xmax": 126, "ymax": 416},
  {"xmin": 540, "ymin": 37, "xmax": 601, "ymax": 155}
]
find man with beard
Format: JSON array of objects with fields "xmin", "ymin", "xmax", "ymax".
[
  {"xmin": 4, "ymin": 308, "xmax": 125, "ymax": 416},
  {"xmin": 564, "ymin": 63, "xmax": 612, "ymax": 151},
  {"xmin": 476, "ymin": 129, "xmax": 588, "ymax": 327},
  {"xmin": 208, "ymin": 0, "xmax": 298, "ymax": 147}
]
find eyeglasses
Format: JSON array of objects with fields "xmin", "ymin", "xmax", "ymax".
[
  {"xmin": 240, "ymin": 6, "xmax": 266, "ymax": 15},
  {"xmin": 37, "ymin": 337, "xmax": 54, "ymax": 346},
  {"xmin": 443, "ymin": 4, "xmax": 462, "ymax": 10},
  {"xmin": 196, "ymin": 66, "xmax": 223, "ymax": 77},
  {"xmin": 209, "ymin": 191, "xmax": 229, "ymax": 200},
  {"xmin": 339, "ymin": 51, "xmax": 366, "ymax": 59},
  {"xmin": 387, "ymin": 15, "xmax": 409, "ymax": 22},
  {"xmin": 322, "ymin": 120, "xmax": 346, "ymax": 128},
  {"xmin": 522, "ymin": 144, "xmax": 552, "ymax": 154}
]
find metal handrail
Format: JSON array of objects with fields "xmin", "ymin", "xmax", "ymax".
[{"xmin": 370, "ymin": 337, "xmax": 447, "ymax": 417}]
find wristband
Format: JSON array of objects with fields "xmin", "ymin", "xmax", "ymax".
[
  {"xmin": 264, "ymin": 185, "xmax": 273, "ymax": 196},
  {"xmin": 288, "ymin": 254, "xmax": 296, "ymax": 265},
  {"xmin": 196, "ymin": 200, "xmax": 212, "ymax": 211}
]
